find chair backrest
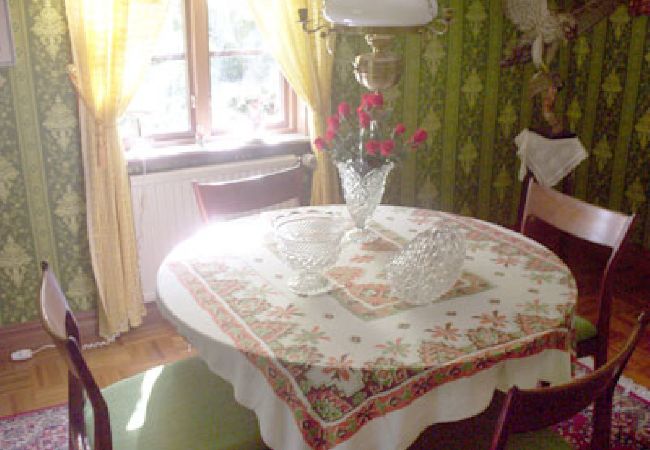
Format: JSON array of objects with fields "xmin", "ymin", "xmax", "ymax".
[
  {"xmin": 490, "ymin": 311, "xmax": 648, "ymax": 450},
  {"xmin": 521, "ymin": 180, "xmax": 635, "ymax": 250},
  {"xmin": 193, "ymin": 161, "xmax": 309, "ymax": 223},
  {"xmin": 39, "ymin": 261, "xmax": 112, "ymax": 450},
  {"xmin": 520, "ymin": 180, "xmax": 636, "ymax": 354}
]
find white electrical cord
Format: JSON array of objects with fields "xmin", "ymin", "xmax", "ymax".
[
  {"xmin": 10, "ymin": 338, "xmax": 114, "ymax": 361},
  {"xmin": 10, "ymin": 344, "xmax": 55, "ymax": 361}
]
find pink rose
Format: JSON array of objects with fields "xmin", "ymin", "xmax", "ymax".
[
  {"xmin": 394, "ymin": 123, "xmax": 406, "ymax": 136},
  {"xmin": 327, "ymin": 115, "xmax": 340, "ymax": 132},
  {"xmin": 358, "ymin": 110, "xmax": 371, "ymax": 129},
  {"xmin": 380, "ymin": 139, "xmax": 395, "ymax": 157},
  {"xmin": 325, "ymin": 129, "xmax": 336, "ymax": 142},
  {"xmin": 361, "ymin": 93, "xmax": 374, "ymax": 109},
  {"xmin": 370, "ymin": 93, "xmax": 384, "ymax": 107},
  {"xmin": 314, "ymin": 137, "xmax": 326, "ymax": 151},
  {"xmin": 338, "ymin": 102, "xmax": 351, "ymax": 117},
  {"xmin": 365, "ymin": 139, "xmax": 380, "ymax": 155},
  {"xmin": 409, "ymin": 128, "xmax": 428, "ymax": 145}
]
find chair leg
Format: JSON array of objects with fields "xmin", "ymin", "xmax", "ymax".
[
  {"xmin": 591, "ymin": 388, "xmax": 613, "ymax": 450},
  {"xmin": 594, "ymin": 340, "xmax": 608, "ymax": 370}
]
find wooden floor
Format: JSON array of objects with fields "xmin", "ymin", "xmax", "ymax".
[
  {"xmin": 0, "ymin": 245, "xmax": 648, "ymax": 417},
  {"xmin": 0, "ymin": 311, "xmax": 195, "ymax": 417}
]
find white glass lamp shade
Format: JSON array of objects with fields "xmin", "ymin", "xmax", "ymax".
[{"xmin": 324, "ymin": 0, "xmax": 437, "ymax": 27}]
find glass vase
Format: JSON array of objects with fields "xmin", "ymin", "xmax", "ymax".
[{"xmin": 336, "ymin": 159, "xmax": 394, "ymax": 243}]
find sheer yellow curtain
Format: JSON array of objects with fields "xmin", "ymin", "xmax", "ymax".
[
  {"xmin": 247, "ymin": 0, "xmax": 340, "ymax": 204},
  {"xmin": 64, "ymin": 0, "xmax": 168, "ymax": 338}
]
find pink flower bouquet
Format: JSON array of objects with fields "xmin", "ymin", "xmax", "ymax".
[{"xmin": 315, "ymin": 92, "xmax": 428, "ymax": 167}]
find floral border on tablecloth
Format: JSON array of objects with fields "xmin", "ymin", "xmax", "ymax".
[{"xmin": 170, "ymin": 258, "xmax": 572, "ymax": 450}]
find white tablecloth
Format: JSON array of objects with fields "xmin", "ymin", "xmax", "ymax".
[{"xmin": 157, "ymin": 205, "xmax": 576, "ymax": 450}]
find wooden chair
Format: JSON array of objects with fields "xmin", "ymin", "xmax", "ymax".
[
  {"xmin": 409, "ymin": 311, "xmax": 648, "ymax": 450},
  {"xmin": 520, "ymin": 180, "xmax": 636, "ymax": 369},
  {"xmin": 490, "ymin": 311, "xmax": 648, "ymax": 450},
  {"xmin": 38, "ymin": 261, "xmax": 267, "ymax": 450},
  {"xmin": 193, "ymin": 158, "xmax": 312, "ymax": 223}
]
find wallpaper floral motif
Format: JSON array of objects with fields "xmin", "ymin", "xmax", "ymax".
[
  {"xmin": 332, "ymin": 1, "xmax": 649, "ymax": 246},
  {"xmin": 0, "ymin": 0, "xmax": 96, "ymax": 327},
  {"xmin": 0, "ymin": 1, "xmax": 648, "ymax": 327}
]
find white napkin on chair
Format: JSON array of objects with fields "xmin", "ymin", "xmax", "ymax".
[{"xmin": 515, "ymin": 129, "xmax": 588, "ymax": 187}]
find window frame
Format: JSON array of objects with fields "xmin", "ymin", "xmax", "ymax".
[{"xmin": 138, "ymin": 0, "xmax": 302, "ymax": 147}]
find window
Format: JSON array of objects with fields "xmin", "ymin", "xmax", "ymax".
[{"xmin": 122, "ymin": 0, "xmax": 299, "ymax": 149}]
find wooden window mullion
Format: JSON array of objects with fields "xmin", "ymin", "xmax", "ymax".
[{"xmin": 187, "ymin": 0, "xmax": 212, "ymax": 139}]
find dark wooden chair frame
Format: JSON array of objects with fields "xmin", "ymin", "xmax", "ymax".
[
  {"xmin": 520, "ymin": 179, "xmax": 637, "ymax": 368},
  {"xmin": 491, "ymin": 311, "xmax": 648, "ymax": 450},
  {"xmin": 193, "ymin": 161, "xmax": 309, "ymax": 223},
  {"xmin": 38, "ymin": 261, "xmax": 111, "ymax": 450}
]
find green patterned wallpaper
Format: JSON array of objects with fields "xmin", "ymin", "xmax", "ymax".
[
  {"xmin": 0, "ymin": 0, "xmax": 96, "ymax": 327},
  {"xmin": 332, "ymin": 3, "xmax": 650, "ymax": 242}
]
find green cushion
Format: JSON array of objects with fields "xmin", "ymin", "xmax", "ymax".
[
  {"xmin": 421, "ymin": 429, "xmax": 571, "ymax": 449},
  {"xmin": 507, "ymin": 428, "xmax": 573, "ymax": 449},
  {"xmin": 85, "ymin": 356, "xmax": 265, "ymax": 450},
  {"xmin": 420, "ymin": 421, "xmax": 571, "ymax": 449},
  {"xmin": 575, "ymin": 314, "xmax": 598, "ymax": 342},
  {"xmin": 417, "ymin": 394, "xmax": 573, "ymax": 449}
]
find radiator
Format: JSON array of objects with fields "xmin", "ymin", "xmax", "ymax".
[{"xmin": 130, "ymin": 154, "xmax": 301, "ymax": 301}]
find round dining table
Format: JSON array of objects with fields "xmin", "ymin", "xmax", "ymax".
[{"xmin": 156, "ymin": 205, "xmax": 577, "ymax": 450}]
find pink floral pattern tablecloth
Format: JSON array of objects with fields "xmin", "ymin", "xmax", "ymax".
[{"xmin": 157, "ymin": 206, "xmax": 576, "ymax": 450}]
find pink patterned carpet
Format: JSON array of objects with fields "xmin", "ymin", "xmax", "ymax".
[
  {"xmin": 0, "ymin": 404, "xmax": 68, "ymax": 450},
  {"xmin": 551, "ymin": 364, "xmax": 650, "ymax": 450},
  {"xmin": 0, "ymin": 364, "xmax": 648, "ymax": 449}
]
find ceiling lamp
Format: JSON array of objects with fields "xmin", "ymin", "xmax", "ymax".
[
  {"xmin": 324, "ymin": 0, "xmax": 437, "ymax": 27},
  {"xmin": 299, "ymin": 0, "xmax": 450, "ymax": 91}
]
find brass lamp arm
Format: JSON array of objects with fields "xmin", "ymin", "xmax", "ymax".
[{"xmin": 297, "ymin": 8, "xmax": 330, "ymax": 34}]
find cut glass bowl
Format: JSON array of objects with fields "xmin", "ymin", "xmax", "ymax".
[
  {"xmin": 274, "ymin": 211, "xmax": 345, "ymax": 296},
  {"xmin": 386, "ymin": 224, "xmax": 466, "ymax": 305}
]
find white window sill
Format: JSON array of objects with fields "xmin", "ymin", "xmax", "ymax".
[{"xmin": 127, "ymin": 134, "xmax": 312, "ymax": 176}]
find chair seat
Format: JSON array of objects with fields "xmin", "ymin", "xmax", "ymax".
[
  {"xmin": 575, "ymin": 314, "xmax": 598, "ymax": 342},
  {"xmin": 84, "ymin": 356, "xmax": 266, "ymax": 450},
  {"xmin": 507, "ymin": 428, "xmax": 573, "ymax": 449},
  {"xmin": 423, "ymin": 427, "xmax": 572, "ymax": 450},
  {"xmin": 414, "ymin": 393, "xmax": 573, "ymax": 450}
]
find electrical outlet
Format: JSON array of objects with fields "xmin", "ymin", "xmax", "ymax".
[{"xmin": 10, "ymin": 349, "xmax": 33, "ymax": 361}]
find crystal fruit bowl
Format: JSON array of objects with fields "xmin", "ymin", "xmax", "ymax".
[{"xmin": 274, "ymin": 211, "xmax": 345, "ymax": 296}]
